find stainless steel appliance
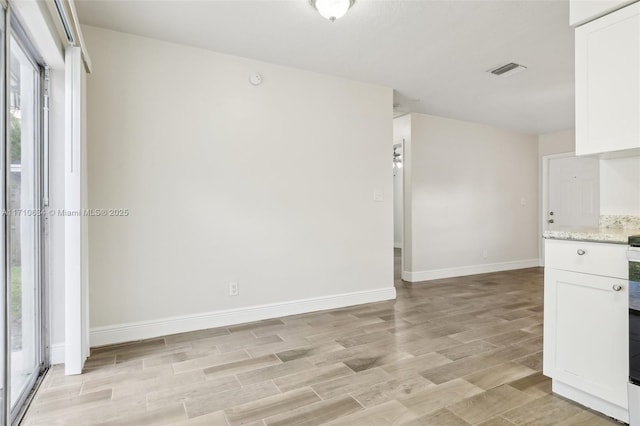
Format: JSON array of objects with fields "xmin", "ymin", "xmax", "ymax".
[{"xmin": 629, "ymin": 235, "xmax": 640, "ymax": 425}]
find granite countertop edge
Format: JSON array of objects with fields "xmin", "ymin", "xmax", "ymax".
[{"xmin": 543, "ymin": 228, "xmax": 640, "ymax": 245}]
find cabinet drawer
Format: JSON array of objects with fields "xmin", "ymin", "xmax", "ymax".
[{"xmin": 545, "ymin": 239, "xmax": 628, "ymax": 278}]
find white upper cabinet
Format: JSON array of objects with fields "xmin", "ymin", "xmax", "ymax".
[
  {"xmin": 575, "ymin": 2, "xmax": 640, "ymax": 157},
  {"xmin": 570, "ymin": 0, "xmax": 637, "ymax": 26}
]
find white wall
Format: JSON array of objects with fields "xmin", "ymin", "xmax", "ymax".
[
  {"xmin": 538, "ymin": 128, "xmax": 575, "ymax": 158},
  {"xmin": 403, "ymin": 113, "xmax": 539, "ymax": 281},
  {"xmin": 600, "ymin": 157, "xmax": 640, "ymax": 215},
  {"xmin": 82, "ymin": 26, "xmax": 395, "ymax": 345}
]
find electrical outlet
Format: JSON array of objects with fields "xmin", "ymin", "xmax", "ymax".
[{"xmin": 229, "ymin": 282, "xmax": 239, "ymax": 296}]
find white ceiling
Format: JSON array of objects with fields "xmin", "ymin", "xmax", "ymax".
[{"xmin": 75, "ymin": 0, "xmax": 575, "ymax": 135}]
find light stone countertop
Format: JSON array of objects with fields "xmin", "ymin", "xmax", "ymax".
[
  {"xmin": 543, "ymin": 215, "xmax": 640, "ymax": 244},
  {"xmin": 543, "ymin": 226, "xmax": 640, "ymax": 245}
]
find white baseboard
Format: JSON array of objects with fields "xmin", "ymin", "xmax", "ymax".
[
  {"xmin": 552, "ymin": 380, "xmax": 628, "ymax": 423},
  {"xmin": 401, "ymin": 258, "xmax": 540, "ymax": 282},
  {"xmin": 90, "ymin": 287, "xmax": 397, "ymax": 347},
  {"xmin": 394, "ymin": 242, "xmax": 402, "ymax": 249},
  {"xmin": 50, "ymin": 343, "xmax": 65, "ymax": 365}
]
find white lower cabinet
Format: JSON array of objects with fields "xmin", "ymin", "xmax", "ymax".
[{"xmin": 544, "ymin": 239, "xmax": 629, "ymax": 422}]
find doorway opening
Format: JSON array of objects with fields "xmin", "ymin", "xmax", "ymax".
[{"xmin": 393, "ymin": 141, "xmax": 403, "ymax": 282}]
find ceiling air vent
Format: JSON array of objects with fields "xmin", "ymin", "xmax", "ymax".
[{"xmin": 488, "ymin": 62, "xmax": 527, "ymax": 77}]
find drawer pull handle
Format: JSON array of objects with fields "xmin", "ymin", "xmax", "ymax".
[
  {"xmin": 577, "ymin": 249, "xmax": 586, "ymax": 255},
  {"xmin": 613, "ymin": 284, "xmax": 623, "ymax": 292}
]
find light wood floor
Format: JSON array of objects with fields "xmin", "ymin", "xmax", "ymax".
[{"xmin": 22, "ymin": 250, "xmax": 618, "ymax": 425}]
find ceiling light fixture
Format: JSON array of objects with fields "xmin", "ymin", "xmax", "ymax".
[{"xmin": 311, "ymin": 0, "xmax": 354, "ymax": 22}]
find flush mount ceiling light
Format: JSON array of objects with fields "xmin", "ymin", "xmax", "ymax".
[{"xmin": 311, "ymin": 0, "xmax": 354, "ymax": 22}]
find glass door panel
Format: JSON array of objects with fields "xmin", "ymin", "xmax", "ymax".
[
  {"xmin": 8, "ymin": 34, "xmax": 40, "ymax": 412},
  {"xmin": 0, "ymin": 5, "xmax": 5, "ymax": 425}
]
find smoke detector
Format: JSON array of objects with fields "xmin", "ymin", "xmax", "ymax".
[{"xmin": 488, "ymin": 62, "xmax": 527, "ymax": 77}]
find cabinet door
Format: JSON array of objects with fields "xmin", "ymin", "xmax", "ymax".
[
  {"xmin": 544, "ymin": 269, "xmax": 628, "ymax": 408},
  {"xmin": 575, "ymin": 2, "xmax": 640, "ymax": 156}
]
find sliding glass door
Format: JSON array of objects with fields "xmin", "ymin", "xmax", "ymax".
[
  {"xmin": 0, "ymin": 5, "xmax": 5, "ymax": 424},
  {"xmin": 0, "ymin": 4, "xmax": 48, "ymax": 425},
  {"xmin": 8, "ymin": 29, "xmax": 43, "ymax": 418},
  {"xmin": 0, "ymin": 8, "xmax": 47, "ymax": 425}
]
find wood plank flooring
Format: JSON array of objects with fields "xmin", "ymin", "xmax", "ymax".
[{"xmin": 22, "ymin": 250, "xmax": 618, "ymax": 425}]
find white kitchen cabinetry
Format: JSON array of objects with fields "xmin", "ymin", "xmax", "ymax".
[
  {"xmin": 575, "ymin": 2, "xmax": 640, "ymax": 157},
  {"xmin": 544, "ymin": 239, "xmax": 629, "ymax": 422},
  {"xmin": 570, "ymin": 0, "xmax": 637, "ymax": 26}
]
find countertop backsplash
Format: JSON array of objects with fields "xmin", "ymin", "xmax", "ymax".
[{"xmin": 599, "ymin": 215, "xmax": 640, "ymax": 229}]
